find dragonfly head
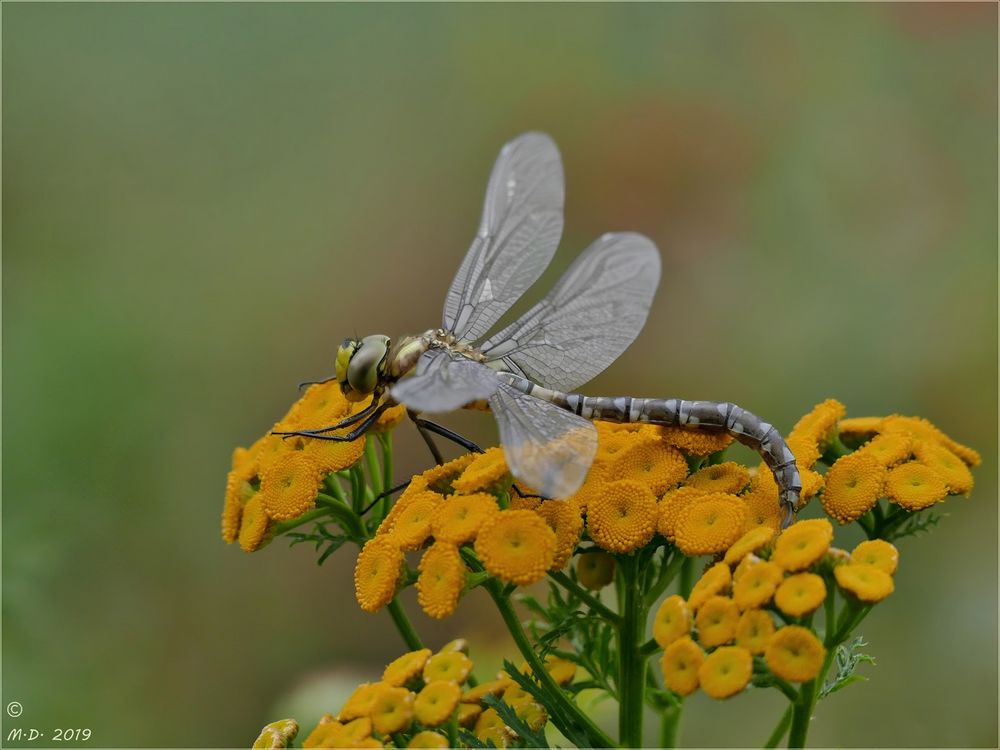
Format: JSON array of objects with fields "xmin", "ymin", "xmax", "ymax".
[{"xmin": 335, "ymin": 335, "xmax": 391, "ymax": 401}]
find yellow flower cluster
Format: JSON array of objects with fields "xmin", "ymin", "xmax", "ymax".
[
  {"xmin": 656, "ymin": 521, "xmax": 901, "ymax": 697},
  {"xmin": 222, "ymin": 381, "xmax": 404, "ymax": 552},
  {"xmin": 268, "ymin": 642, "xmax": 564, "ymax": 749},
  {"xmin": 822, "ymin": 412, "xmax": 978, "ymax": 524}
]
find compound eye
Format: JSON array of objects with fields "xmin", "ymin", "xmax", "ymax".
[
  {"xmin": 347, "ymin": 338, "xmax": 388, "ymax": 394},
  {"xmin": 335, "ymin": 339, "xmax": 360, "ymax": 389}
]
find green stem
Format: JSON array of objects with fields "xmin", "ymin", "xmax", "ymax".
[
  {"xmin": 386, "ymin": 598, "xmax": 424, "ymax": 651},
  {"xmin": 364, "ymin": 439, "xmax": 384, "ymax": 496},
  {"xmin": 485, "ymin": 579, "xmax": 615, "ymax": 749},
  {"xmin": 788, "ymin": 681, "xmax": 815, "ymax": 748},
  {"xmin": 659, "ymin": 702, "xmax": 682, "ymax": 748},
  {"xmin": 549, "ymin": 571, "xmax": 621, "ymax": 624},
  {"xmin": 378, "ymin": 433, "xmax": 394, "ymax": 522},
  {"xmin": 272, "ymin": 507, "xmax": 332, "ymax": 535},
  {"xmin": 644, "ymin": 547, "xmax": 686, "ymax": 608},
  {"xmin": 324, "ymin": 474, "xmax": 347, "ymax": 504},
  {"xmin": 764, "ymin": 705, "xmax": 792, "ymax": 748},
  {"xmin": 618, "ymin": 556, "xmax": 647, "ymax": 748},
  {"xmin": 316, "ymin": 493, "xmax": 367, "ymax": 539},
  {"xmin": 678, "ymin": 557, "xmax": 695, "ymax": 599}
]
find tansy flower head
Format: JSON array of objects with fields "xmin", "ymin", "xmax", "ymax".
[
  {"xmin": 413, "ymin": 681, "xmax": 461, "ymax": 727},
  {"xmin": 535, "ymin": 499, "xmax": 584, "ymax": 571},
  {"xmin": 771, "ymin": 519, "xmax": 833, "ymax": 572},
  {"xmin": 339, "ymin": 683, "xmax": 381, "ymax": 721},
  {"xmin": 732, "ymin": 553, "xmax": 760, "ymax": 584},
  {"xmin": 408, "ymin": 731, "xmax": 449, "ymax": 748},
  {"xmin": 370, "ymin": 685, "xmax": 414, "ymax": 735},
  {"xmin": 423, "ymin": 651, "xmax": 473, "ymax": 684},
  {"xmin": 438, "ymin": 638, "xmax": 469, "ymax": 654},
  {"xmin": 912, "ymin": 441, "xmax": 974, "ymax": 495},
  {"xmin": 303, "ymin": 433, "xmax": 366, "ymax": 474},
  {"xmin": 378, "ymin": 488, "xmax": 444, "ymax": 536},
  {"xmin": 391, "ymin": 496, "xmax": 441, "ymax": 551},
  {"xmin": 686, "ymin": 462, "xmax": 751, "ymax": 494},
  {"xmin": 383, "ymin": 649, "xmax": 432, "ymax": 687},
  {"xmin": 881, "ymin": 415, "xmax": 981, "ymax": 467},
  {"xmin": 765, "ymin": 626, "xmax": 826, "ymax": 682},
  {"xmin": 653, "ymin": 425, "xmax": 735, "ymax": 456},
  {"xmin": 337, "ymin": 717, "xmax": 374, "ymax": 745},
  {"xmin": 287, "ymin": 381, "xmax": 352, "ymax": 432},
  {"xmin": 543, "ymin": 655, "xmax": 577, "ymax": 686},
  {"xmin": 820, "ymin": 452, "xmax": 886, "ymax": 524},
  {"xmin": 835, "ymin": 563, "xmax": 894, "ymax": 603},
  {"xmin": 857, "ymin": 432, "xmax": 913, "ymax": 468},
  {"xmin": 594, "ymin": 429, "xmax": 642, "ymax": 462},
  {"xmin": 673, "ymin": 493, "xmax": 747, "ymax": 556},
  {"xmin": 474, "ymin": 510, "xmax": 556, "ymax": 585},
  {"xmin": 417, "ymin": 542, "xmax": 466, "ymax": 619},
  {"xmin": 452, "ymin": 447, "xmax": 512, "ymax": 495},
  {"xmin": 740, "ymin": 469, "xmax": 783, "ymax": 534},
  {"xmin": 735, "ymin": 609, "xmax": 775, "ymax": 655},
  {"xmin": 222, "ymin": 456, "xmax": 257, "ymax": 543},
  {"xmin": 787, "ymin": 435, "xmax": 821, "ymax": 471},
  {"xmin": 474, "ymin": 708, "xmax": 512, "ymax": 748},
  {"xmin": 577, "ymin": 551, "xmax": 616, "ymax": 590},
  {"xmin": 660, "ymin": 636, "xmax": 704, "ymax": 696},
  {"xmin": 238, "ymin": 495, "xmax": 270, "ymax": 553},
  {"xmin": 250, "ymin": 432, "xmax": 296, "ymax": 475},
  {"xmin": 789, "ymin": 399, "xmax": 845, "ymax": 448},
  {"xmin": 851, "ymin": 539, "xmax": 899, "ymax": 575},
  {"xmin": 253, "ymin": 719, "xmax": 298, "ymax": 749},
  {"xmin": 354, "ymin": 536, "xmax": 403, "ymax": 613},
  {"xmin": 732, "ymin": 559, "xmax": 782, "ymax": 611},
  {"xmin": 886, "ymin": 462, "xmax": 948, "ymax": 511},
  {"xmin": 430, "ymin": 493, "xmax": 499, "ymax": 545},
  {"xmin": 798, "ymin": 468, "xmax": 825, "ymax": 506},
  {"xmin": 658, "ymin": 487, "xmax": 708, "ymax": 542},
  {"xmin": 687, "ymin": 562, "xmax": 731, "ymax": 611},
  {"xmin": 695, "ymin": 596, "xmax": 740, "ymax": 648},
  {"xmin": 373, "ymin": 403, "xmax": 408, "ymax": 433},
  {"xmin": 586, "ymin": 480, "xmax": 658, "ymax": 553},
  {"xmin": 653, "ymin": 595, "xmax": 691, "ymax": 648},
  {"xmin": 698, "ymin": 646, "xmax": 753, "ymax": 700},
  {"xmin": 774, "ymin": 572, "xmax": 827, "ymax": 617},
  {"xmin": 508, "ymin": 496, "xmax": 542, "ymax": 511},
  {"xmin": 723, "ymin": 526, "xmax": 775, "ymax": 566},
  {"xmin": 837, "ymin": 416, "xmax": 883, "ymax": 439},
  {"xmin": 259, "ymin": 451, "xmax": 323, "ymax": 521},
  {"xmin": 461, "ymin": 678, "xmax": 512, "ymax": 704},
  {"xmin": 302, "ymin": 715, "xmax": 339, "ymax": 749},
  {"xmin": 457, "ymin": 703, "xmax": 482, "ymax": 728},
  {"xmin": 418, "ymin": 454, "xmax": 478, "ymax": 494},
  {"xmin": 609, "ymin": 441, "xmax": 688, "ymax": 495}
]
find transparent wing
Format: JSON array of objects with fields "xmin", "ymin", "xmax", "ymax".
[
  {"xmin": 442, "ymin": 132, "xmax": 565, "ymax": 342},
  {"xmin": 389, "ymin": 349, "xmax": 499, "ymax": 414},
  {"xmin": 481, "ymin": 232, "xmax": 660, "ymax": 392},
  {"xmin": 489, "ymin": 382, "xmax": 598, "ymax": 499}
]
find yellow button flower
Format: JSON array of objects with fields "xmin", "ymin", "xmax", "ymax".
[
  {"xmin": 302, "ymin": 715, "xmax": 339, "ymax": 749},
  {"xmin": 238, "ymin": 494, "xmax": 270, "ymax": 553},
  {"xmin": 377, "ymin": 487, "xmax": 443, "ymax": 536},
  {"xmin": 417, "ymin": 542, "xmax": 466, "ymax": 619},
  {"xmin": 881, "ymin": 415, "xmax": 980, "ymax": 467},
  {"xmin": 576, "ymin": 551, "xmax": 616, "ymax": 590},
  {"xmin": 652, "ymin": 595, "xmax": 691, "ymax": 648},
  {"xmin": 765, "ymin": 626, "xmax": 825, "ymax": 682},
  {"xmin": 419, "ymin": 453, "xmax": 479, "ymax": 494},
  {"xmin": 457, "ymin": 703, "xmax": 482, "ymax": 728},
  {"xmin": 857, "ymin": 432, "xmax": 913, "ymax": 467},
  {"xmin": 408, "ymin": 731, "xmax": 449, "ymax": 748},
  {"xmin": 370, "ymin": 685, "xmax": 414, "ymax": 736},
  {"xmin": 452, "ymin": 447, "xmax": 512, "ymax": 495},
  {"xmin": 851, "ymin": 539, "xmax": 899, "ymax": 575},
  {"xmin": 789, "ymin": 399, "xmax": 845, "ymax": 447},
  {"xmin": 774, "ymin": 573, "xmax": 827, "ymax": 617},
  {"xmin": 685, "ymin": 462, "xmax": 751, "ymax": 494},
  {"xmin": 687, "ymin": 562, "xmax": 732, "ymax": 611},
  {"xmin": 609, "ymin": 441, "xmax": 688, "ymax": 495},
  {"xmin": 657, "ymin": 487, "xmax": 708, "ymax": 542},
  {"xmin": 430, "ymin": 493, "xmax": 499, "ymax": 545},
  {"xmin": 695, "ymin": 596, "xmax": 740, "ymax": 648},
  {"xmin": 383, "ymin": 649, "xmax": 432, "ymax": 688},
  {"xmin": 740, "ymin": 471, "xmax": 784, "ymax": 534},
  {"xmin": 834, "ymin": 563, "xmax": 894, "ymax": 603},
  {"xmin": 461, "ymin": 678, "xmax": 512, "ymax": 704},
  {"xmin": 723, "ymin": 526, "xmax": 775, "ymax": 566},
  {"xmin": 653, "ymin": 425, "xmax": 734, "ymax": 456},
  {"xmin": 735, "ymin": 609, "xmax": 775, "ymax": 655},
  {"xmin": 535, "ymin": 499, "xmax": 584, "ymax": 571},
  {"xmin": 253, "ymin": 719, "xmax": 298, "ymax": 749},
  {"xmin": 771, "ymin": 519, "xmax": 833, "ymax": 572},
  {"xmin": 338, "ymin": 683, "xmax": 381, "ymax": 722},
  {"xmin": 886, "ymin": 462, "xmax": 948, "ymax": 511},
  {"xmin": 354, "ymin": 536, "xmax": 403, "ymax": 613},
  {"xmin": 423, "ymin": 651, "xmax": 473, "ymax": 685},
  {"xmin": 698, "ymin": 646, "xmax": 753, "ymax": 700},
  {"xmin": 587, "ymin": 480, "xmax": 658, "ymax": 553},
  {"xmin": 474, "ymin": 510, "xmax": 556, "ymax": 585},
  {"xmin": 660, "ymin": 636, "xmax": 704, "ymax": 696},
  {"xmin": 413, "ymin": 681, "xmax": 461, "ymax": 727},
  {"xmin": 473, "ymin": 708, "xmax": 512, "ymax": 748},
  {"xmin": 259, "ymin": 451, "xmax": 323, "ymax": 521},
  {"xmin": 391, "ymin": 495, "xmax": 441, "ymax": 551},
  {"xmin": 820, "ymin": 452, "xmax": 886, "ymax": 524},
  {"xmin": 732, "ymin": 560, "xmax": 783, "ymax": 611},
  {"xmin": 673, "ymin": 493, "xmax": 747, "ymax": 556}
]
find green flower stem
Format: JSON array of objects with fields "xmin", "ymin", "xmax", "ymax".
[
  {"xmin": 639, "ymin": 638, "xmax": 660, "ymax": 657},
  {"xmin": 324, "ymin": 475, "xmax": 347, "ymax": 504},
  {"xmin": 788, "ymin": 680, "xmax": 816, "ymax": 748},
  {"xmin": 273, "ymin": 507, "xmax": 332, "ymax": 535},
  {"xmin": 763, "ymin": 705, "xmax": 792, "ymax": 748},
  {"xmin": 618, "ymin": 555, "xmax": 647, "ymax": 748},
  {"xmin": 678, "ymin": 557, "xmax": 695, "ymax": 599},
  {"xmin": 821, "ymin": 435, "xmax": 852, "ymax": 465},
  {"xmin": 387, "ymin": 597, "xmax": 424, "ymax": 651},
  {"xmin": 548, "ymin": 571, "xmax": 621, "ymax": 624},
  {"xmin": 316, "ymin": 493, "xmax": 367, "ymax": 539},
  {"xmin": 659, "ymin": 702, "xmax": 682, "ymax": 749},
  {"xmin": 364, "ymin": 439, "xmax": 384, "ymax": 496},
  {"xmin": 377, "ymin": 434, "xmax": 394, "ymax": 522},
  {"xmin": 484, "ymin": 579, "xmax": 616, "ymax": 749},
  {"xmin": 644, "ymin": 547, "xmax": 686, "ymax": 608}
]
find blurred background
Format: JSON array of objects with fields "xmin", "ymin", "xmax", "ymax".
[{"xmin": 3, "ymin": 3, "xmax": 996, "ymax": 747}]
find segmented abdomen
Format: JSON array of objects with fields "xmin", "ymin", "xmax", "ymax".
[{"xmin": 498, "ymin": 373, "xmax": 800, "ymax": 527}]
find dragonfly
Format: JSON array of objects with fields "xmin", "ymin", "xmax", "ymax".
[{"xmin": 277, "ymin": 133, "xmax": 801, "ymax": 526}]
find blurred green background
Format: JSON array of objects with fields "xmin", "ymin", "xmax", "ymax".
[{"xmin": 3, "ymin": 3, "xmax": 996, "ymax": 747}]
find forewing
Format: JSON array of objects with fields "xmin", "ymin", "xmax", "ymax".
[
  {"xmin": 489, "ymin": 382, "xmax": 598, "ymax": 499},
  {"xmin": 390, "ymin": 349, "xmax": 499, "ymax": 414},
  {"xmin": 442, "ymin": 133, "xmax": 564, "ymax": 342},
  {"xmin": 481, "ymin": 232, "xmax": 660, "ymax": 392}
]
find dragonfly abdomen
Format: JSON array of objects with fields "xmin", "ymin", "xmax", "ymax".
[{"xmin": 498, "ymin": 373, "xmax": 800, "ymax": 526}]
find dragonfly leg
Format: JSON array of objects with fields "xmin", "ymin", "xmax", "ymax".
[
  {"xmin": 273, "ymin": 390, "xmax": 386, "ymax": 437},
  {"xmin": 297, "ymin": 374, "xmax": 338, "ymax": 391},
  {"xmin": 360, "ymin": 480, "xmax": 411, "ymax": 516},
  {"xmin": 276, "ymin": 402, "xmax": 391, "ymax": 442},
  {"xmin": 411, "ymin": 415, "xmax": 484, "ymax": 456}
]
